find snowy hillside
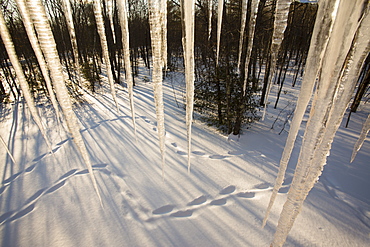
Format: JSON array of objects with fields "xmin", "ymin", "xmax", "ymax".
[{"xmin": 0, "ymin": 64, "xmax": 369, "ymax": 246}]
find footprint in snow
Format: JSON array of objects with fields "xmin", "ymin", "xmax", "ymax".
[
  {"xmin": 90, "ymin": 124, "xmax": 100, "ymax": 130},
  {"xmin": 75, "ymin": 169, "xmax": 89, "ymax": 175},
  {"xmin": 32, "ymin": 153, "xmax": 47, "ymax": 162},
  {"xmin": 25, "ymin": 164, "xmax": 36, "ymax": 173},
  {"xmin": 93, "ymin": 163, "xmax": 108, "ymax": 169},
  {"xmin": 219, "ymin": 185, "xmax": 236, "ymax": 195},
  {"xmin": 52, "ymin": 146, "xmax": 61, "ymax": 153},
  {"xmin": 210, "ymin": 198, "xmax": 227, "ymax": 206},
  {"xmin": 45, "ymin": 180, "xmax": 66, "ymax": 194},
  {"xmin": 254, "ymin": 182, "xmax": 271, "ymax": 190},
  {"xmin": 170, "ymin": 210, "xmax": 193, "ymax": 218},
  {"xmin": 58, "ymin": 169, "xmax": 78, "ymax": 180},
  {"xmin": 237, "ymin": 192, "xmax": 255, "ymax": 198},
  {"xmin": 1, "ymin": 164, "xmax": 115, "ymax": 226},
  {"xmin": 283, "ymin": 177, "xmax": 293, "ymax": 186},
  {"xmin": 152, "ymin": 205, "xmax": 175, "ymax": 215},
  {"xmin": 278, "ymin": 187, "xmax": 289, "ymax": 193},
  {"xmin": 227, "ymin": 150, "xmax": 244, "ymax": 155},
  {"xmin": 24, "ymin": 188, "xmax": 46, "ymax": 205},
  {"xmin": 177, "ymin": 151, "xmax": 187, "ymax": 155},
  {"xmin": 171, "ymin": 142, "xmax": 177, "ymax": 147},
  {"xmin": 187, "ymin": 195, "xmax": 207, "ymax": 206},
  {"xmin": 209, "ymin": 154, "xmax": 229, "ymax": 159},
  {"xmin": 56, "ymin": 139, "xmax": 69, "ymax": 146},
  {"xmin": 192, "ymin": 151, "xmax": 206, "ymax": 156},
  {"xmin": 147, "ymin": 183, "xmax": 273, "ymax": 222},
  {"xmin": 2, "ymin": 172, "xmax": 22, "ymax": 185},
  {"xmin": 0, "ymin": 211, "xmax": 14, "ymax": 224},
  {"xmin": 6, "ymin": 204, "xmax": 35, "ymax": 223}
]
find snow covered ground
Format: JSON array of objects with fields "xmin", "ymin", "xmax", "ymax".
[{"xmin": 0, "ymin": 64, "xmax": 369, "ymax": 246}]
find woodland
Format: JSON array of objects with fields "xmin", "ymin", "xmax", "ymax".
[{"xmin": 0, "ymin": 0, "xmax": 369, "ymax": 246}]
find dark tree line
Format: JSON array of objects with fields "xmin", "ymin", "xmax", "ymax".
[{"xmin": 1, "ymin": 0, "xmax": 367, "ymax": 134}]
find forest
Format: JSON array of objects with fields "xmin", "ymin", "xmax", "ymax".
[{"xmin": 0, "ymin": 0, "xmax": 369, "ymax": 246}]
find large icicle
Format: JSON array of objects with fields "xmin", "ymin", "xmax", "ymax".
[
  {"xmin": 180, "ymin": 0, "xmax": 195, "ymax": 172},
  {"xmin": 242, "ymin": 0, "xmax": 260, "ymax": 94},
  {"xmin": 107, "ymin": 0, "xmax": 116, "ymax": 44},
  {"xmin": 15, "ymin": 0, "xmax": 61, "ymax": 123},
  {"xmin": 161, "ymin": 0, "xmax": 168, "ymax": 71},
  {"xmin": 351, "ymin": 114, "xmax": 370, "ymax": 162},
  {"xmin": 261, "ymin": 0, "xmax": 291, "ymax": 120},
  {"xmin": 0, "ymin": 8, "xmax": 54, "ymax": 156},
  {"xmin": 237, "ymin": 0, "xmax": 248, "ymax": 73},
  {"xmin": 270, "ymin": 1, "xmax": 368, "ymax": 246},
  {"xmin": 263, "ymin": 0, "xmax": 340, "ymax": 227},
  {"xmin": 208, "ymin": 0, "xmax": 213, "ymax": 41},
  {"xmin": 216, "ymin": 0, "xmax": 224, "ymax": 66},
  {"xmin": 93, "ymin": 0, "xmax": 119, "ymax": 111},
  {"xmin": 26, "ymin": 0, "xmax": 103, "ymax": 205},
  {"xmin": 117, "ymin": 0, "xmax": 137, "ymax": 137},
  {"xmin": 148, "ymin": 0, "xmax": 166, "ymax": 178},
  {"xmin": 345, "ymin": 10, "xmax": 370, "ymax": 163},
  {"xmin": 61, "ymin": 0, "xmax": 82, "ymax": 86}
]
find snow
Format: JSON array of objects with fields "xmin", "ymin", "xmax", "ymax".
[{"xmin": 1, "ymin": 60, "xmax": 369, "ymax": 246}]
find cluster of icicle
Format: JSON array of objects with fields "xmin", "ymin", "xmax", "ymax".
[
  {"xmin": 205, "ymin": 0, "xmax": 369, "ymax": 245},
  {"xmin": 262, "ymin": 0, "xmax": 370, "ymax": 246},
  {"xmin": 1, "ymin": 0, "xmax": 369, "ymax": 245},
  {"xmin": 0, "ymin": 0, "xmax": 140, "ymax": 206}
]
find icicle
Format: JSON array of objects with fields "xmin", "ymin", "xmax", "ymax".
[
  {"xmin": 0, "ymin": 134, "xmax": 17, "ymax": 165},
  {"xmin": 180, "ymin": 0, "xmax": 195, "ymax": 172},
  {"xmin": 26, "ymin": 0, "xmax": 103, "ymax": 206},
  {"xmin": 237, "ymin": 0, "xmax": 248, "ymax": 74},
  {"xmin": 261, "ymin": 0, "xmax": 291, "ymax": 120},
  {"xmin": 242, "ymin": 0, "xmax": 259, "ymax": 94},
  {"xmin": 14, "ymin": 0, "xmax": 61, "ymax": 123},
  {"xmin": 216, "ymin": 0, "xmax": 224, "ymax": 66},
  {"xmin": 161, "ymin": 0, "xmax": 168, "ymax": 71},
  {"xmin": 208, "ymin": 0, "xmax": 213, "ymax": 41},
  {"xmin": 61, "ymin": 0, "xmax": 82, "ymax": 87},
  {"xmin": 263, "ymin": 0, "xmax": 340, "ymax": 228},
  {"xmin": 117, "ymin": 0, "xmax": 137, "ymax": 137},
  {"xmin": 93, "ymin": 0, "xmax": 119, "ymax": 112},
  {"xmin": 351, "ymin": 114, "xmax": 370, "ymax": 162},
  {"xmin": 148, "ymin": 0, "xmax": 166, "ymax": 178},
  {"xmin": 107, "ymin": 0, "xmax": 116, "ymax": 44},
  {"xmin": 0, "ymin": 8, "xmax": 54, "ymax": 157},
  {"xmin": 348, "ymin": 9, "xmax": 370, "ymax": 163},
  {"xmin": 270, "ymin": 1, "xmax": 368, "ymax": 246}
]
